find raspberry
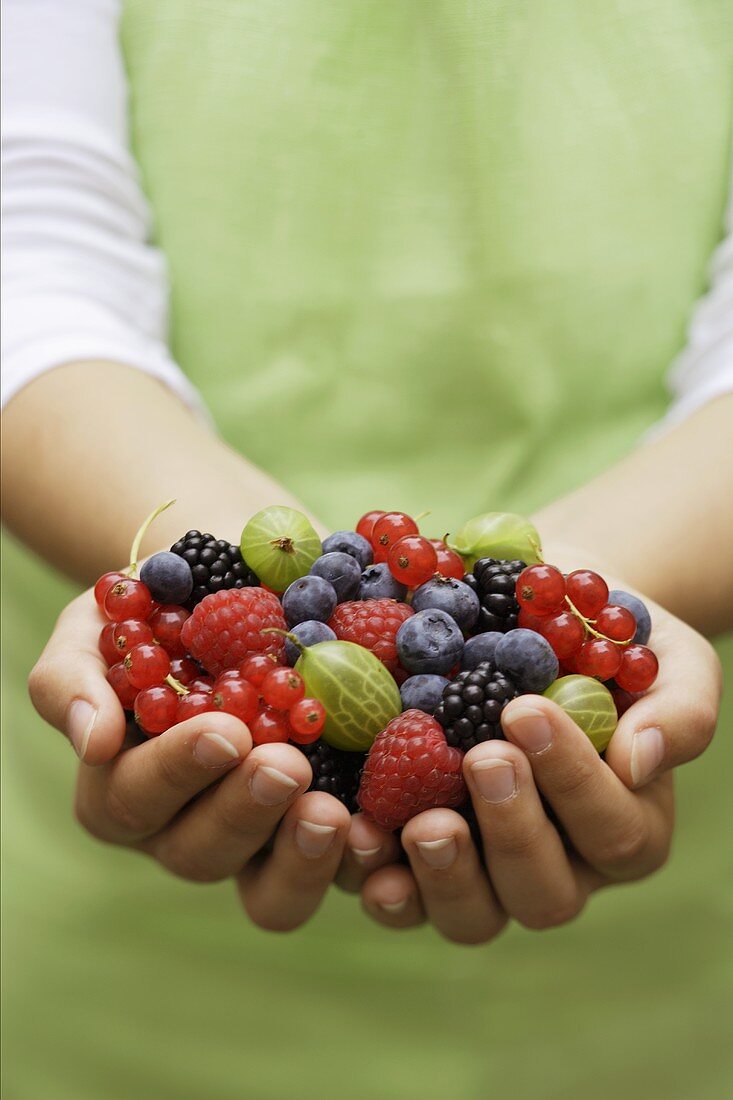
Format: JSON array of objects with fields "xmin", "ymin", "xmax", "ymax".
[
  {"xmin": 357, "ymin": 710, "xmax": 467, "ymax": 830},
  {"xmin": 328, "ymin": 599, "xmax": 414, "ymax": 678},
  {"xmin": 180, "ymin": 588, "xmax": 286, "ymax": 676}
]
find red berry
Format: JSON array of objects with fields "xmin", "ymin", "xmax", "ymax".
[
  {"xmin": 176, "ymin": 690, "xmax": 213, "ymax": 722},
  {"xmin": 356, "ymin": 510, "xmax": 386, "ymax": 543},
  {"xmin": 517, "ymin": 608, "xmax": 550, "ymax": 632},
  {"xmin": 594, "ymin": 604, "xmax": 636, "ymax": 643},
  {"xmin": 103, "ymin": 578, "xmax": 154, "ymax": 622},
  {"xmin": 99, "ymin": 622, "xmax": 120, "ymax": 666},
  {"xmin": 516, "ymin": 564, "xmax": 566, "ymax": 616},
  {"xmin": 288, "ymin": 698, "xmax": 326, "ymax": 743},
  {"xmin": 169, "ymin": 657, "xmax": 200, "ymax": 685},
  {"xmin": 180, "ymin": 588, "xmax": 287, "ymax": 676},
  {"xmin": 149, "ymin": 605, "xmax": 190, "ymax": 658},
  {"xmin": 189, "ymin": 677, "xmax": 214, "ymax": 693},
  {"xmin": 371, "ymin": 512, "xmax": 419, "ymax": 563},
  {"xmin": 124, "ymin": 643, "xmax": 171, "ymax": 689},
  {"xmin": 358, "ymin": 710, "xmax": 467, "ymax": 831},
  {"xmin": 615, "ymin": 645, "xmax": 658, "ymax": 693},
  {"xmin": 540, "ymin": 611, "xmax": 586, "ymax": 659},
  {"xmin": 329, "ymin": 599, "xmax": 414, "ymax": 678},
  {"xmin": 107, "ymin": 662, "xmax": 138, "ymax": 709},
  {"xmin": 239, "ymin": 652, "xmax": 281, "ymax": 687},
  {"xmin": 212, "ymin": 676, "xmax": 260, "ymax": 723},
  {"xmin": 262, "ymin": 667, "xmax": 305, "ymax": 710},
  {"xmin": 566, "ymin": 570, "xmax": 609, "ymax": 619},
  {"xmin": 215, "ymin": 669, "xmax": 245, "ymax": 684},
  {"xmin": 387, "ymin": 535, "xmax": 438, "ymax": 588},
  {"xmin": 430, "ymin": 541, "xmax": 465, "ymax": 581},
  {"xmin": 610, "ymin": 685, "xmax": 638, "ymax": 718},
  {"xmin": 251, "ymin": 706, "xmax": 290, "ymax": 745},
  {"xmin": 575, "ymin": 638, "xmax": 622, "ymax": 681},
  {"xmin": 110, "ymin": 619, "xmax": 155, "ymax": 661},
  {"xmin": 134, "ymin": 684, "xmax": 179, "ymax": 735},
  {"xmin": 94, "ymin": 571, "xmax": 128, "ymax": 609}
]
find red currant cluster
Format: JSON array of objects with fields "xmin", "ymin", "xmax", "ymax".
[
  {"xmin": 515, "ymin": 565, "xmax": 658, "ymax": 692},
  {"xmin": 357, "ymin": 510, "xmax": 464, "ymax": 585},
  {"xmin": 95, "ymin": 570, "xmax": 325, "ymax": 742}
]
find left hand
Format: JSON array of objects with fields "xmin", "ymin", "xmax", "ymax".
[{"xmin": 338, "ymin": 592, "xmax": 722, "ymax": 943}]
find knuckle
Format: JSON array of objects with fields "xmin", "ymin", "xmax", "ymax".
[
  {"xmin": 73, "ymin": 792, "xmax": 105, "ymax": 841},
  {"xmin": 548, "ymin": 760, "xmax": 597, "ymax": 801},
  {"xmin": 154, "ymin": 746, "xmax": 196, "ymax": 795},
  {"xmin": 440, "ymin": 918, "xmax": 506, "ymax": 946},
  {"xmin": 102, "ymin": 783, "xmax": 148, "ymax": 838},
  {"xmin": 242, "ymin": 896, "xmax": 303, "ymax": 933},
  {"xmin": 488, "ymin": 821, "xmax": 547, "ymax": 860},
  {"xmin": 596, "ymin": 819, "xmax": 649, "ymax": 873},
  {"xmin": 158, "ymin": 841, "xmax": 227, "ymax": 884},
  {"xmin": 691, "ymin": 701, "xmax": 718, "ymax": 755},
  {"xmin": 27, "ymin": 658, "xmax": 54, "ymax": 713},
  {"xmin": 520, "ymin": 897, "xmax": 583, "ymax": 931}
]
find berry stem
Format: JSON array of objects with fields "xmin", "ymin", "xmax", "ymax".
[
  {"xmin": 261, "ymin": 626, "xmax": 304, "ymax": 653},
  {"xmin": 165, "ymin": 674, "xmax": 189, "ymax": 697},
  {"xmin": 414, "ymin": 510, "xmax": 432, "ymax": 523},
  {"xmin": 563, "ymin": 595, "xmax": 632, "ymax": 646},
  {"xmin": 128, "ymin": 499, "xmax": 176, "ymax": 577}
]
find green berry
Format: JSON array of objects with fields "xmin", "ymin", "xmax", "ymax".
[
  {"xmin": 543, "ymin": 674, "xmax": 617, "ymax": 753},
  {"xmin": 450, "ymin": 512, "xmax": 543, "ymax": 569},
  {"xmin": 240, "ymin": 506, "xmax": 321, "ymax": 592}
]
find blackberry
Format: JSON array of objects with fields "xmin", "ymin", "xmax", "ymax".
[
  {"xmin": 463, "ymin": 557, "xmax": 526, "ymax": 633},
  {"xmin": 434, "ymin": 661, "xmax": 518, "ymax": 752},
  {"xmin": 297, "ymin": 740, "xmax": 365, "ymax": 814},
  {"xmin": 170, "ymin": 530, "xmax": 258, "ymax": 608}
]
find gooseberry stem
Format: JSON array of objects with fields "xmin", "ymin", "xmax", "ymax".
[{"xmin": 128, "ymin": 499, "xmax": 176, "ymax": 577}]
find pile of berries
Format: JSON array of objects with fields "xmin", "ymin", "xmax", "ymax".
[{"xmin": 93, "ymin": 502, "xmax": 659, "ymax": 834}]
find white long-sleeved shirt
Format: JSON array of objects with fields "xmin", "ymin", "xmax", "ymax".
[{"xmin": 2, "ymin": 0, "xmax": 732, "ymax": 428}]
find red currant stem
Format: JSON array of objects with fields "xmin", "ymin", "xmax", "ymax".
[
  {"xmin": 261, "ymin": 627, "xmax": 304, "ymax": 652},
  {"xmin": 128, "ymin": 499, "xmax": 177, "ymax": 577},
  {"xmin": 165, "ymin": 674, "xmax": 189, "ymax": 697},
  {"xmin": 562, "ymin": 595, "xmax": 633, "ymax": 647},
  {"xmin": 414, "ymin": 510, "xmax": 431, "ymax": 523}
]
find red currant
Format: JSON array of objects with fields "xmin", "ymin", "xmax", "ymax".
[
  {"xmin": 214, "ymin": 669, "xmax": 244, "ymax": 684},
  {"xmin": 517, "ymin": 608, "xmax": 550, "ymax": 632},
  {"xmin": 356, "ymin": 510, "xmax": 386, "ymax": 543},
  {"xmin": 516, "ymin": 564, "xmax": 566, "ymax": 615},
  {"xmin": 288, "ymin": 698, "xmax": 326, "ymax": 743},
  {"xmin": 103, "ymin": 578, "xmax": 153, "ymax": 622},
  {"xmin": 387, "ymin": 535, "xmax": 438, "ymax": 588},
  {"xmin": 189, "ymin": 677, "xmax": 214, "ymax": 693},
  {"xmin": 124, "ymin": 643, "xmax": 171, "ymax": 689},
  {"xmin": 149, "ymin": 605, "xmax": 190, "ymax": 658},
  {"xmin": 169, "ymin": 657, "xmax": 200, "ymax": 686},
  {"xmin": 540, "ymin": 611, "xmax": 586, "ymax": 659},
  {"xmin": 94, "ymin": 571, "xmax": 128, "ymax": 609},
  {"xmin": 429, "ymin": 540, "xmax": 465, "ymax": 580},
  {"xmin": 594, "ymin": 604, "xmax": 636, "ymax": 643},
  {"xmin": 371, "ymin": 512, "xmax": 419, "ymax": 563},
  {"xmin": 99, "ymin": 623, "xmax": 120, "ymax": 666},
  {"xmin": 262, "ymin": 667, "xmax": 305, "ymax": 710},
  {"xmin": 135, "ymin": 684, "xmax": 179, "ymax": 735},
  {"xmin": 110, "ymin": 619, "xmax": 155, "ymax": 660},
  {"xmin": 176, "ymin": 690, "xmax": 213, "ymax": 722},
  {"xmin": 239, "ymin": 652, "xmax": 280, "ymax": 687},
  {"xmin": 212, "ymin": 676, "xmax": 260, "ymax": 723},
  {"xmin": 565, "ymin": 570, "xmax": 609, "ymax": 619},
  {"xmin": 575, "ymin": 638, "xmax": 622, "ymax": 681},
  {"xmin": 250, "ymin": 706, "xmax": 290, "ymax": 745},
  {"xmin": 615, "ymin": 645, "xmax": 658, "ymax": 693},
  {"xmin": 610, "ymin": 685, "xmax": 638, "ymax": 718},
  {"xmin": 107, "ymin": 662, "xmax": 138, "ymax": 709}
]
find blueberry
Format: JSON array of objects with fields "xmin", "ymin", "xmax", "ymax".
[
  {"xmin": 396, "ymin": 609, "xmax": 464, "ymax": 676},
  {"xmin": 359, "ymin": 563, "xmax": 408, "ymax": 601},
  {"xmin": 494, "ymin": 629, "xmax": 559, "ymax": 693},
  {"xmin": 140, "ymin": 551, "xmax": 193, "ymax": 605},
  {"xmin": 608, "ymin": 589, "xmax": 652, "ymax": 645},
  {"xmin": 322, "ymin": 530, "xmax": 373, "ymax": 570},
  {"xmin": 461, "ymin": 632, "xmax": 503, "ymax": 670},
  {"xmin": 282, "ymin": 575, "xmax": 338, "ymax": 627},
  {"xmin": 400, "ymin": 674, "xmax": 451, "ymax": 715},
  {"xmin": 310, "ymin": 552, "xmax": 361, "ymax": 602},
  {"xmin": 411, "ymin": 577, "xmax": 480, "ymax": 633},
  {"xmin": 285, "ymin": 620, "xmax": 337, "ymax": 666}
]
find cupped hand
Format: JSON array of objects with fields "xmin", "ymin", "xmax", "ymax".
[
  {"xmin": 28, "ymin": 588, "xmax": 356, "ymax": 932},
  {"xmin": 350, "ymin": 592, "xmax": 722, "ymax": 943}
]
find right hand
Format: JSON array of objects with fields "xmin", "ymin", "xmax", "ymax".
[{"xmin": 28, "ymin": 588, "xmax": 364, "ymax": 932}]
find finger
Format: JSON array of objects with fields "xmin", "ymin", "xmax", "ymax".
[
  {"xmin": 145, "ymin": 742, "xmax": 312, "ymax": 881},
  {"xmin": 360, "ymin": 865, "xmax": 426, "ymax": 930},
  {"xmin": 605, "ymin": 614, "xmax": 722, "ymax": 789},
  {"xmin": 75, "ymin": 712, "xmax": 253, "ymax": 844},
  {"xmin": 28, "ymin": 591, "xmax": 127, "ymax": 764},
  {"xmin": 502, "ymin": 696, "xmax": 672, "ymax": 881},
  {"xmin": 237, "ymin": 792, "xmax": 350, "ymax": 931},
  {"xmin": 463, "ymin": 741, "xmax": 589, "ymax": 929},
  {"xmin": 335, "ymin": 814, "xmax": 402, "ymax": 893},
  {"xmin": 401, "ymin": 808, "xmax": 506, "ymax": 944}
]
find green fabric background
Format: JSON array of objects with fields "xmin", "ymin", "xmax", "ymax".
[{"xmin": 2, "ymin": 2, "xmax": 732, "ymax": 1097}]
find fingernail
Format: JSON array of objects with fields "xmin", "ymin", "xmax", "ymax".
[
  {"xmin": 471, "ymin": 759, "xmax": 517, "ymax": 803},
  {"xmin": 380, "ymin": 898, "xmax": 408, "ymax": 914},
  {"xmin": 416, "ymin": 836, "xmax": 458, "ymax": 869},
  {"xmin": 194, "ymin": 731, "xmax": 240, "ymax": 767},
  {"xmin": 67, "ymin": 699, "xmax": 97, "ymax": 760},
  {"xmin": 295, "ymin": 820, "xmax": 338, "ymax": 859},
  {"xmin": 503, "ymin": 706, "xmax": 552, "ymax": 753},
  {"xmin": 351, "ymin": 845, "xmax": 382, "ymax": 864},
  {"xmin": 250, "ymin": 765, "xmax": 300, "ymax": 805},
  {"xmin": 630, "ymin": 727, "xmax": 665, "ymax": 786}
]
